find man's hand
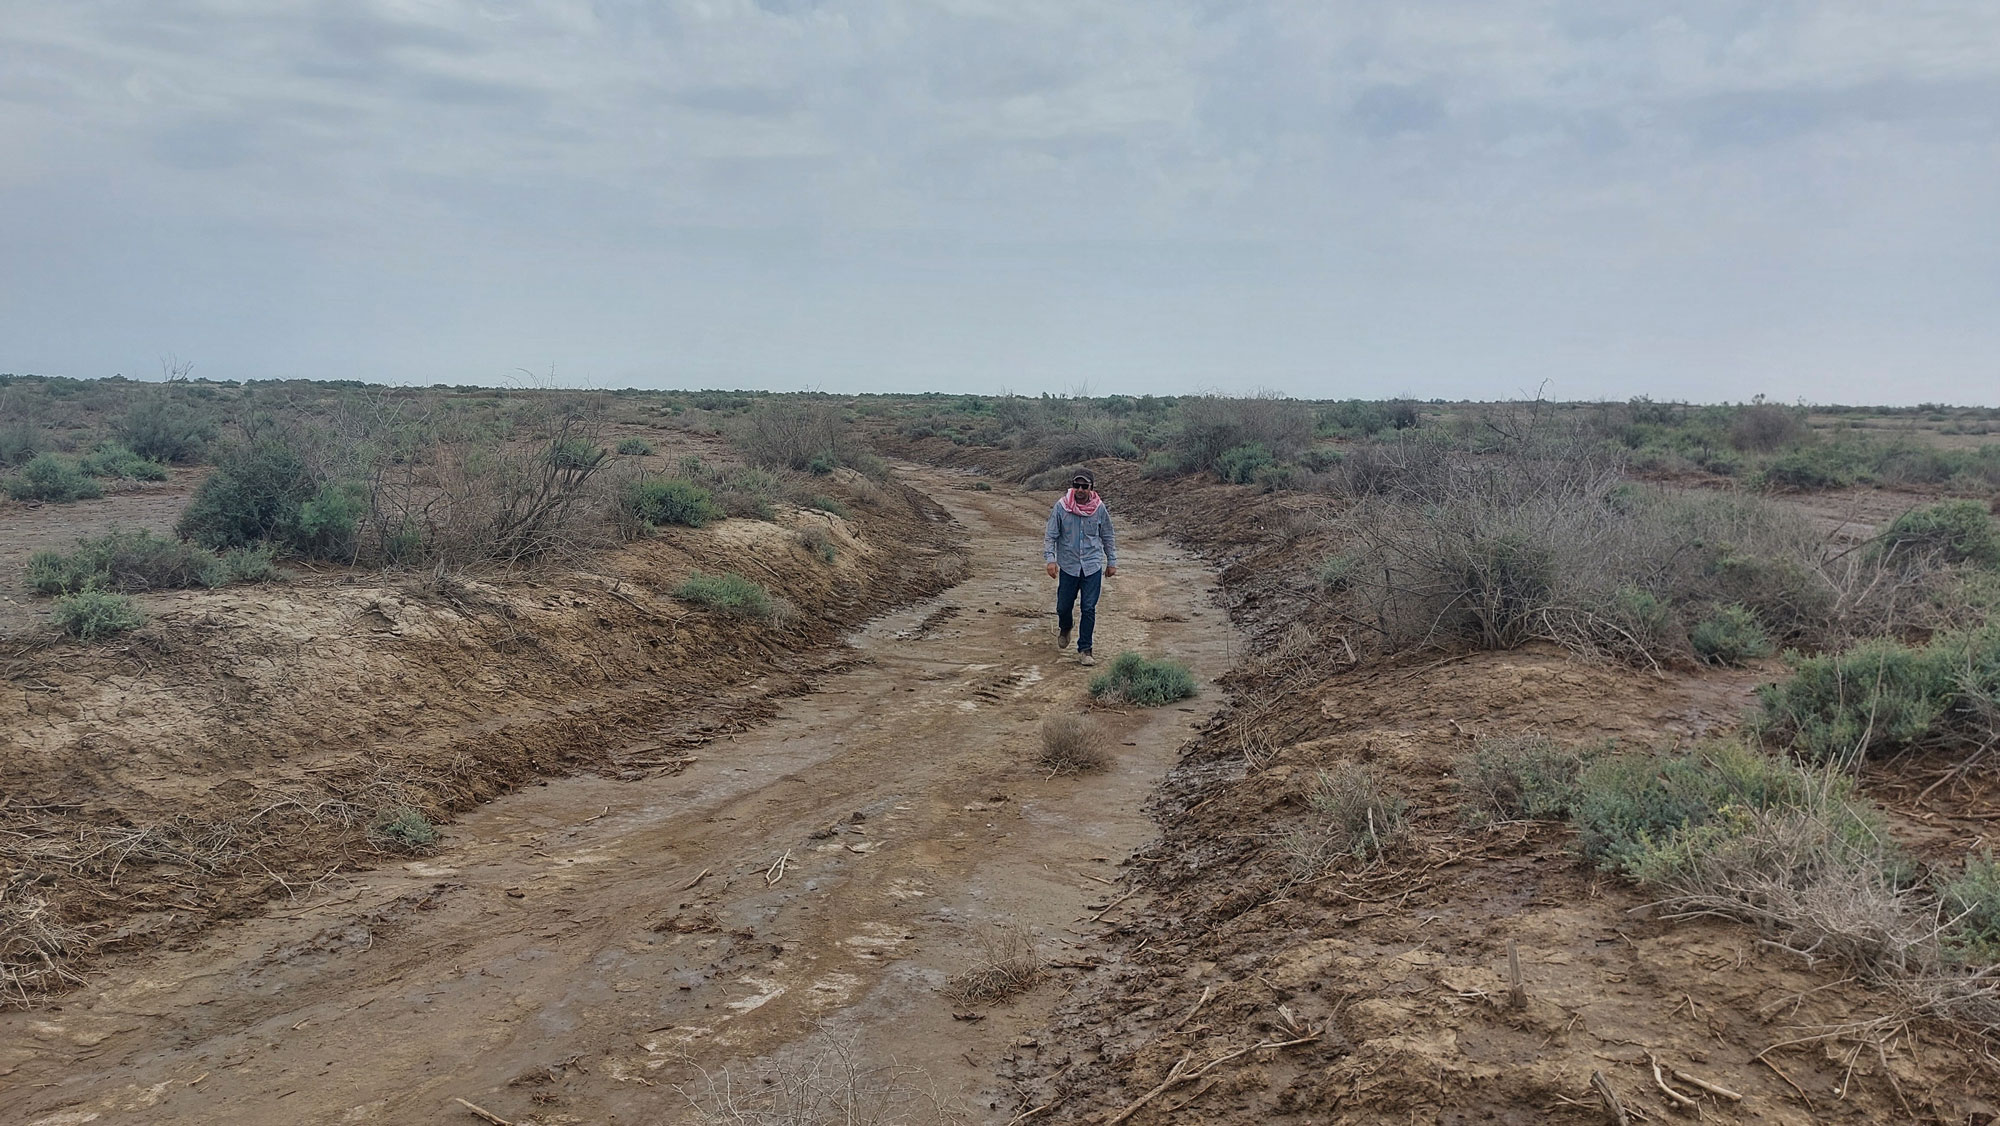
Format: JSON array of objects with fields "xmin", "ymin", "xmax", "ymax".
[
  {"xmin": 1105, "ymin": 566, "xmax": 1118, "ymax": 577},
  {"xmin": 1045, "ymin": 562, "xmax": 1059, "ymax": 579}
]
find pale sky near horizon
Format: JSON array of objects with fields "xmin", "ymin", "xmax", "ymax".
[{"xmin": 2, "ymin": 2, "xmax": 1997, "ymax": 404}]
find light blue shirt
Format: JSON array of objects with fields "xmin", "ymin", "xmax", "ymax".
[{"xmin": 1043, "ymin": 499, "xmax": 1117, "ymax": 576}]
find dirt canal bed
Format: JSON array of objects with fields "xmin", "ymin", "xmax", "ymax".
[{"xmin": 0, "ymin": 469, "xmax": 1240, "ymax": 1125}]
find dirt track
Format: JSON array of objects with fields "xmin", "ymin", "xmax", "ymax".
[{"xmin": 0, "ymin": 470, "xmax": 1238, "ymax": 1125}]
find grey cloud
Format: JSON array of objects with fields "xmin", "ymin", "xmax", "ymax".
[{"xmin": 1350, "ymin": 84, "xmax": 1448, "ymax": 137}]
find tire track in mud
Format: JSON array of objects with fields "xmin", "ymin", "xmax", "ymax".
[{"xmin": 0, "ymin": 467, "xmax": 1241, "ymax": 1126}]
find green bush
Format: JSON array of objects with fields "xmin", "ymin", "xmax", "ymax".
[
  {"xmin": 1313, "ymin": 553, "xmax": 1357, "ymax": 591},
  {"xmin": 673, "ymin": 570, "xmax": 774, "ymax": 619},
  {"xmin": 1214, "ymin": 442, "xmax": 1275, "ymax": 485},
  {"xmin": 78, "ymin": 441, "xmax": 169, "ymax": 481},
  {"xmin": 621, "ymin": 478, "xmax": 722, "ymax": 529},
  {"xmin": 0, "ymin": 420, "xmax": 46, "ymax": 467},
  {"xmin": 1756, "ymin": 448, "xmax": 1855, "ymax": 491},
  {"xmin": 1088, "ymin": 652, "xmax": 1197, "ymax": 707},
  {"xmin": 27, "ymin": 529, "xmax": 278, "ymax": 594},
  {"xmin": 1455, "ymin": 736, "xmax": 1595, "ymax": 824},
  {"xmin": 1571, "ymin": 742, "xmax": 1847, "ymax": 874},
  {"xmin": 368, "ymin": 807, "xmax": 440, "ymax": 853},
  {"xmin": 50, "ymin": 590, "xmax": 145, "ymax": 639},
  {"xmin": 294, "ymin": 481, "xmax": 365, "ymax": 560},
  {"xmin": 175, "ymin": 443, "xmax": 319, "ymax": 551},
  {"xmin": 1876, "ymin": 501, "xmax": 2000, "ymax": 569},
  {"xmin": 6, "ymin": 454, "xmax": 104, "ymax": 502},
  {"xmin": 1755, "ymin": 628, "xmax": 2000, "ymax": 763},
  {"xmin": 116, "ymin": 396, "xmax": 216, "ymax": 463},
  {"xmin": 548, "ymin": 438, "xmax": 605, "ymax": 469},
  {"xmin": 615, "ymin": 437, "xmax": 655, "ymax": 456},
  {"xmin": 1943, "ymin": 852, "xmax": 2000, "ymax": 960},
  {"xmin": 1690, "ymin": 605, "xmax": 1772, "ymax": 666}
]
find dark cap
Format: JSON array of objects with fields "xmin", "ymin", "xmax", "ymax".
[{"xmin": 1070, "ymin": 470, "xmax": 1094, "ymax": 488}]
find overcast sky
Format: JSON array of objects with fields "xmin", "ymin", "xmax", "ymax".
[{"xmin": 2, "ymin": 2, "xmax": 1996, "ymax": 402}]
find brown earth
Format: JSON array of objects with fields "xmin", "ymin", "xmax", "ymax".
[{"xmin": 0, "ymin": 466, "xmax": 1242, "ymax": 1124}]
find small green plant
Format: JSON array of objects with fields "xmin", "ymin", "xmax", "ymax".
[
  {"xmin": 1313, "ymin": 553, "xmax": 1358, "ymax": 592},
  {"xmin": 1455, "ymin": 735, "xmax": 1595, "ymax": 824},
  {"xmin": 50, "ymin": 590, "xmax": 145, "ymax": 639},
  {"xmin": 1570, "ymin": 741, "xmax": 1835, "ymax": 873},
  {"xmin": 6, "ymin": 454, "xmax": 104, "ymax": 502},
  {"xmin": 369, "ymin": 806, "xmax": 440, "ymax": 853},
  {"xmin": 1942, "ymin": 852, "xmax": 2000, "ymax": 961},
  {"xmin": 1690, "ymin": 605, "xmax": 1772, "ymax": 666},
  {"xmin": 615, "ymin": 437, "xmax": 655, "ymax": 456},
  {"xmin": 797, "ymin": 524, "xmax": 837, "ymax": 563},
  {"xmin": 973, "ymin": 481, "xmax": 992, "ymax": 492},
  {"xmin": 673, "ymin": 570, "xmax": 774, "ymax": 619},
  {"xmin": 621, "ymin": 478, "xmax": 723, "ymax": 529},
  {"xmin": 1088, "ymin": 652, "xmax": 1197, "ymax": 707},
  {"xmin": 1876, "ymin": 501, "xmax": 2000, "ymax": 569},
  {"xmin": 548, "ymin": 438, "xmax": 605, "ymax": 469},
  {"xmin": 77, "ymin": 441, "xmax": 169, "ymax": 481}
]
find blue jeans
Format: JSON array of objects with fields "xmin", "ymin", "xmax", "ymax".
[{"xmin": 1056, "ymin": 568, "xmax": 1103, "ymax": 653}]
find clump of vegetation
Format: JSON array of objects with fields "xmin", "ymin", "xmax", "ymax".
[
  {"xmin": 801, "ymin": 495, "xmax": 849, "ymax": 518},
  {"xmin": 1038, "ymin": 714, "xmax": 1109, "ymax": 775},
  {"xmin": 26, "ymin": 528, "xmax": 277, "ymax": 594},
  {"xmin": 1875, "ymin": 501, "xmax": 2000, "ymax": 569},
  {"xmin": 1281, "ymin": 762, "xmax": 1411, "ymax": 881},
  {"xmin": 941, "ymin": 927, "xmax": 1044, "ymax": 1007},
  {"xmin": 6, "ymin": 454, "xmax": 104, "ymax": 502},
  {"xmin": 615, "ymin": 436, "xmax": 655, "ymax": 456},
  {"xmin": 77, "ymin": 441, "xmax": 169, "ymax": 481},
  {"xmin": 1088, "ymin": 652, "xmax": 1197, "ymax": 706},
  {"xmin": 738, "ymin": 398, "xmax": 885, "ymax": 478},
  {"xmin": 1455, "ymin": 735, "xmax": 1595, "ymax": 824},
  {"xmin": 1313, "ymin": 553, "xmax": 1357, "ymax": 592},
  {"xmin": 1569, "ymin": 741, "xmax": 1841, "ymax": 873},
  {"xmin": 673, "ymin": 571, "xmax": 775, "ymax": 620},
  {"xmin": 116, "ymin": 395, "xmax": 217, "ymax": 464},
  {"xmin": 368, "ymin": 807, "xmax": 440, "ymax": 853},
  {"xmin": 175, "ymin": 442, "xmax": 321, "ymax": 551},
  {"xmin": 797, "ymin": 524, "xmax": 837, "ymax": 563},
  {"xmin": 50, "ymin": 590, "xmax": 145, "ymax": 639},
  {"xmin": 1755, "ymin": 628, "xmax": 2000, "ymax": 763},
  {"xmin": 619, "ymin": 477, "xmax": 722, "ymax": 530},
  {"xmin": 1690, "ymin": 605, "xmax": 1772, "ymax": 666},
  {"xmin": 1942, "ymin": 853, "xmax": 2000, "ymax": 962}
]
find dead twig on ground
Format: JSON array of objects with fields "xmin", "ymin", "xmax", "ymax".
[
  {"xmin": 1171, "ymin": 984, "xmax": 1214, "ymax": 1031},
  {"xmin": 765, "ymin": 851, "xmax": 793, "ymax": 886},
  {"xmin": 1590, "ymin": 1070, "xmax": 1631, "ymax": 1126},
  {"xmin": 1103, "ymin": 1027, "xmax": 1323, "ymax": 1124},
  {"xmin": 1645, "ymin": 1051, "xmax": 1698, "ymax": 1112},
  {"xmin": 453, "ymin": 1096, "xmax": 515, "ymax": 1125}
]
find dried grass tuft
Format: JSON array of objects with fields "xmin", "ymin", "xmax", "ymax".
[
  {"xmin": 941, "ymin": 926, "xmax": 1044, "ymax": 1007},
  {"xmin": 1039, "ymin": 714, "xmax": 1109, "ymax": 776}
]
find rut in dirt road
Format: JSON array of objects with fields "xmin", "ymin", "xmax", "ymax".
[{"xmin": 0, "ymin": 468, "xmax": 1241, "ymax": 1126}]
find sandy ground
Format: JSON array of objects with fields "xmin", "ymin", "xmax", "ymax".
[{"xmin": 0, "ymin": 471, "xmax": 1239, "ymax": 1125}]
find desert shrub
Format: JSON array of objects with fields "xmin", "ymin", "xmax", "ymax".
[
  {"xmin": 1729, "ymin": 403, "xmax": 1807, "ymax": 452},
  {"xmin": 1214, "ymin": 442, "xmax": 1274, "ymax": 485},
  {"xmin": 175, "ymin": 442, "xmax": 318, "ymax": 551},
  {"xmin": 294, "ymin": 481, "xmax": 365, "ymax": 559},
  {"xmin": 798, "ymin": 524, "xmax": 837, "ymax": 562},
  {"xmin": 1164, "ymin": 394, "xmax": 1314, "ymax": 475},
  {"xmin": 674, "ymin": 571, "xmax": 774, "ymax": 619},
  {"xmin": 1690, "ymin": 605, "xmax": 1772, "ymax": 666},
  {"xmin": 621, "ymin": 477, "xmax": 722, "ymax": 529},
  {"xmin": 0, "ymin": 419, "xmax": 47, "ymax": 466},
  {"xmin": 1038, "ymin": 714, "xmax": 1109, "ymax": 775},
  {"xmin": 77, "ymin": 441, "xmax": 168, "ymax": 481},
  {"xmin": 972, "ymin": 481, "xmax": 991, "ymax": 492},
  {"xmin": 1943, "ymin": 853, "xmax": 2000, "ymax": 961},
  {"xmin": 1756, "ymin": 447, "xmax": 1855, "ymax": 491},
  {"xmin": 1307, "ymin": 763, "xmax": 1409, "ymax": 858},
  {"xmin": 941, "ymin": 927, "xmax": 1043, "ymax": 1006},
  {"xmin": 1571, "ymin": 742, "xmax": 1843, "ymax": 874},
  {"xmin": 738, "ymin": 398, "xmax": 878, "ymax": 476},
  {"xmin": 50, "ymin": 590, "xmax": 145, "ymax": 639},
  {"xmin": 1755, "ymin": 628, "xmax": 2000, "ymax": 763},
  {"xmin": 368, "ymin": 807, "xmax": 440, "ymax": 853},
  {"xmin": 1313, "ymin": 553, "xmax": 1357, "ymax": 592},
  {"xmin": 1456, "ymin": 735, "xmax": 1595, "ymax": 824},
  {"xmin": 116, "ymin": 395, "xmax": 216, "ymax": 463},
  {"xmin": 548, "ymin": 437, "xmax": 605, "ymax": 469},
  {"xmin": 24, "ymin": 528, "xmax": 273, "ymax": 593},
  {"xmin": 615, "ymin": 436, "xmax": 655, "ymax": 456},
  {"xmin": 1088, "ymin": 652, "xmax": 1197, "ymax": 706},
  {"xmin": 6, "ymin": 454, "xmax": 103, "ymax": 502},
  {"xmin": 1876, "ymin": 501, "xmax": 2000, "ymax": 569}
]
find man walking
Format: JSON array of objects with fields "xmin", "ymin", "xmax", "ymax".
[{"xmin": 1043, "ymin": 470, "xmax": 1117, "ymax": 666}]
